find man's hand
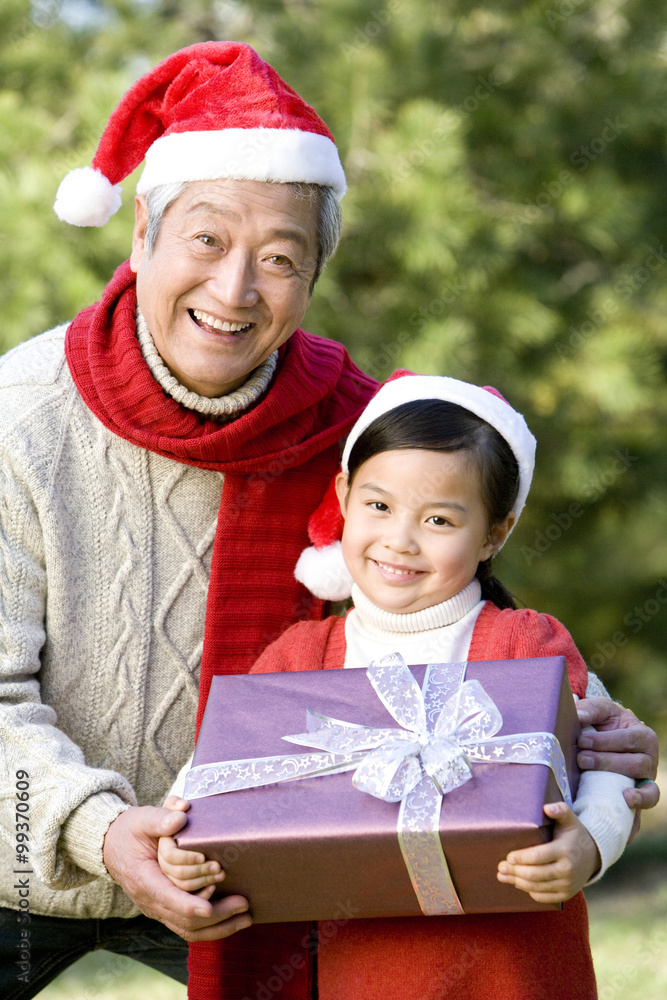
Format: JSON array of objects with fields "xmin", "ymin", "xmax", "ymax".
[
  {"xmin": 576, "ymin": 697, "xmax": 659, "ymax": 840},
  {"xmin": 103, "ymin": 806, "xmax": 252, "ymax": 941}
]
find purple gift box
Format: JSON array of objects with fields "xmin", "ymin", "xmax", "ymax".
[{"xmin": 176, "ymin": 656, "xmax": 580, "ymax": 923}]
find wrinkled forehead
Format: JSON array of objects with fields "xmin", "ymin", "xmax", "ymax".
[{"xmin": 165, "ymin": 179, "xmax": 320, "ymax": 242}]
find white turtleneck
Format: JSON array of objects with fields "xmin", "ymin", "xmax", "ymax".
[{"xmin": 344, "ymin": 578, "xmax": 485, "ymax": 669}]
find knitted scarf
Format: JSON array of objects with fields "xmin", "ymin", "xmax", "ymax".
[{"xmin": 65, "ymin": 259, "xmax": 377, "ymax": 1000}]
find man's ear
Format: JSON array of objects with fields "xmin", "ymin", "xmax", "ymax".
[
  {"xmin": 334, "ymin": 471, "xmax": 349, "ymax": 518},
  {"xmin": 129, "ymin": 195, "xmax": 149, "ymax": 273},
  {"xmin": 481, "ymin": 512, "xmax": 516, "ymax": 561}
]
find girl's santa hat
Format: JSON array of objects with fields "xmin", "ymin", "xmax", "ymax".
[
  {"xmin": 295, "ymin": 373, "xmax": 537, "ymax": 601},
  {"xmin": 54, "ymin": 41, "xmax": 346, "ymax": 227}
]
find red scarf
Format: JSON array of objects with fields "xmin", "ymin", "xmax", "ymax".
[{"xmin": 65, "ymin": 260, "xmax": 377, "ymax": 1000}]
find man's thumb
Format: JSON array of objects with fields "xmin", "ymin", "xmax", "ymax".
[{"xmin": 156, "ymin": 806, "xmax": 188, "ymax": 835}]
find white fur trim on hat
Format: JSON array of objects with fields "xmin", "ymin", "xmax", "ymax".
[
  {"xmin": 53, "ymin": 166, "xmax": 123, "ymax": 227},
  {"xmin": 294, "ymin": 541, "xmax": 353, "ymax": 601},
  {"xmin": 137, "ymin": 128, "xmax": 347, "ymax": 200},
  {"xmin": 341, "ymin": 375, "xmax": 536, "ymax": 529}
]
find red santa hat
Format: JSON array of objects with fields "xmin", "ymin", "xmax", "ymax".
[
  {"xmin": 54, "ymin": 41, "xmax": 346, "ymax": 227},
  {"xmin": 295, "ymin": 373, "xmax": 536, "ymax": 601}
]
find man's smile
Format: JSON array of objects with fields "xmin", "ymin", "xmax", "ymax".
[{"xmin": 189, "ymin": 308, "xmax": 253, "ymax": 334}]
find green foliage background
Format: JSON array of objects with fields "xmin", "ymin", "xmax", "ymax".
[{"xmin": 1, "ymin": 0, "xmax": 665, "ymax": 733}]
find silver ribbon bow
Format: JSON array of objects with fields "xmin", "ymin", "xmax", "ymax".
[{"xmin": 185, "ymin": 654, "xmax": 571, "ymax": 915}]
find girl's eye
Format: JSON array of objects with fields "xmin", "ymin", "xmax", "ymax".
[
  {"xmin": 427, "ymin": 515, "xmax": 450, "ymax": 527},
  {"xmin": 369, "ymin": 501, "xmax": 389, "ymax": 512}
]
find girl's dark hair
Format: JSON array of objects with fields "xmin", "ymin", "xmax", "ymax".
[{"xmin": 346, "ymin": 399, "xmax": 520, "ymax": 610}]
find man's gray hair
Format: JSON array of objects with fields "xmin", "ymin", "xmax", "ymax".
[
  {"xmin": 144, "ymin": 181, "xmax": 342, "ymax": 287},
  {"xmin": 144, "ymin": 182, "xmax": 186, "ymax": 255}
]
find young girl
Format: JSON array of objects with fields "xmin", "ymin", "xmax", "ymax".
[{"xmin": 161, "ymin": 375, "xmax": 634, "ymax": 1000}]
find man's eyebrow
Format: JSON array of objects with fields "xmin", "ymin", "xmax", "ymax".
[
  {"xmin": 269, "ymin": 228, "xmax": 310, "ymax": 251},
  {"xmin": 185, "ymin": 202, "xmax": 311, "ymax": 251}
]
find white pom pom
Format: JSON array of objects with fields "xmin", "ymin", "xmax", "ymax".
[
  {"xmin": 295, "ymin": 541, "xmax": 353, "ymax": 601},
  {"xmin": 54, "ymin": 166, "xmax": 122, "ymax": 227}
]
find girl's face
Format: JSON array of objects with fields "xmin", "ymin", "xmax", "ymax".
[{"xmin": 336, "ymin": 448, "xmax": 513, "ymax": 615}]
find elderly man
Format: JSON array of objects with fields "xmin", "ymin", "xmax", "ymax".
[{"xmin": 0, "ymin": 41, "xmax": 658, "ymax": 1000}]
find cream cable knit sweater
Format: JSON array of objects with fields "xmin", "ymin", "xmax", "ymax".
[{"xmin": 0, "ymin": 325, "xmax": 271, "ymax": 919}]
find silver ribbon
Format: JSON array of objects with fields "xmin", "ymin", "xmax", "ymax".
[{"xmin": 185, "ymin": 654, "xmax": 572, "ymax": 915}]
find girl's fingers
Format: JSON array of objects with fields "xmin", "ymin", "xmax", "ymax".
[
  {"xmin": 158, "ymin": 835, "xmax": 219, "ymax": 873},
  {"xmin": 499, "ymin": 842, "xmax": 559, "ymax": 869},
  {"xmin": 157, "ymin": 837, "xmax": 226, "ymax": 888},
  {"xmin": 165, "ymin": 870, "xmax": 226, "ymax": 892},
  {"xmin": 164, "ymin": 850, "xmax": 210, "ymax": 869},
  {"xmin": 503, "ymin": 862, "xmax": 566, "ymax": 886},
  {"xmin": 160, "ymin": 845, "xmax": 209, "ymax": 867},
  {"xmin": 498, "ymin": 803, "xmax": 577, "ymax": 872},
  {"xmin": 169, "ymin": 867, "xmax": 226, "ymax": 888},
  {"xmin": 498, "ymin": 868, "xmax": 570, "ymax": 899}
]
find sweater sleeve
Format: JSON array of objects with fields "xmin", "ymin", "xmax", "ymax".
[
  {"xmin": 572, "ymin": 763, "xmax": 635, "ymax": 883},
  {"xmin": 0, "ymin": 433, "xmax": 135, "ymax": 892}
]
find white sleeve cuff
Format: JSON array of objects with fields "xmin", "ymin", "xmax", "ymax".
[
  {"xmin": 585, "ymin": 671, "xmax": 612, "ymax": 699},
  {"xmin": 573, "ymin": 767, "xmax": 635, "ymax": 883}
]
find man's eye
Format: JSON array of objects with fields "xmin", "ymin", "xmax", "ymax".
[
  {"xmin": 197, "ymin": 234, "xmax": 217, "ymax": 246},
  {"xmin": 267, "ymin": 254, "xmax": 293, "ymax": 267}
]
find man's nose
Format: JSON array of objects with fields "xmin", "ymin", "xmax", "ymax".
[{"xmin": 208, "ymin": 251, "xmax": 259, "ymax": 308}]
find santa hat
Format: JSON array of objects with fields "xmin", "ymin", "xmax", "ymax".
[
  {"xmin": 54, "ymin": 41, "xmax": 346, "ymax": 227},
  {"xmin": 295, "ymin": 373, "xmax": 536, "ymax": 601}
]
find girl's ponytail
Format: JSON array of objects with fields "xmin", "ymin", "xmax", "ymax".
[{"xmin": 476, "ymin": 557, "xmax": 517, "ymax": 611}]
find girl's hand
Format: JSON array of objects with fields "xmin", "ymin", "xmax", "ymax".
[
  {"xmin": 158, "ymin": 795, "xmax": 227, "ymax": 895},
  {"xmin": 496, "ymin": 801, "xmax": 601, "ymax": 903}
]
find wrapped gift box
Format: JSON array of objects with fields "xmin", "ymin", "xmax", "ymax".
[{"xmin": 177, "ymin": 656, "xmax": 580, "ymax": 922}]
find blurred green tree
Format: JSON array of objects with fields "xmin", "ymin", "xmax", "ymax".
[{"xmin": 1, "ymin": 0, "xmax": 665, "ymax": 731}]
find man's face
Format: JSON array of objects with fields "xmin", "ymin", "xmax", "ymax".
[{"xmin": 130, "ymin": 179, "xmax": 319, "ymax": 398}]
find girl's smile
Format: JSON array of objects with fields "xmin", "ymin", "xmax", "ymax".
[
  {"xmin": 373, "ymin": 560, "xmax": 425, "ymax": 581},
  {"xmin": 336, "ymin": 448, "xmax": 512, "ymax": 615}
]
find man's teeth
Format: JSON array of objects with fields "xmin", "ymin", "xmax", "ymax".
[
  {"xmin": 192, "ymin": 309, "xmax": 250, "ymax": 332},
  {"xmin": 376, "ymin": 562, "xmax": 418, "ymax": 576}
]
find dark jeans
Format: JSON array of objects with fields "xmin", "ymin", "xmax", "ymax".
[{"xmin": 0, "ymin": 906, "xmax": 189, "ymax": 999}]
